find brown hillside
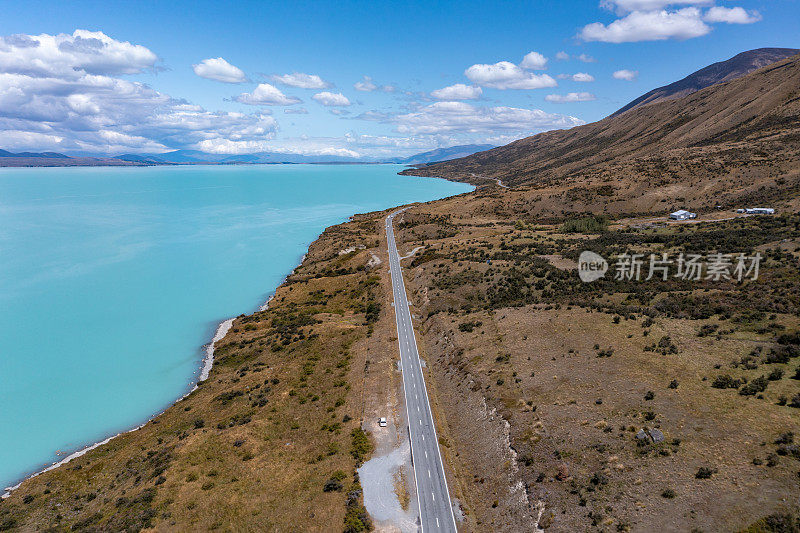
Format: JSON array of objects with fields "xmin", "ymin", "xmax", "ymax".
[
  {"xmin": 612, "ymin": 47, "xmax": 799, "ymax": 116},
  {"xmin": 403, "ymin": 52, "xmax": 800, "ymax": 200}
]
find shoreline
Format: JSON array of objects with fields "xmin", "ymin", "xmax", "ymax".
[
  {"xmin": 0, "ymin": 182, "xmax": 459, "ymax": 500},
  {"xmin": 1, "ymin": 270, "xmax": 293, "ymax": 499},
  {"xmin": 2, "ymin": 317, "xmax": 235, "ymax": 499},
  {"xmin": 1, "ymin": 244, "xmax": 313, "ymax": 498}
]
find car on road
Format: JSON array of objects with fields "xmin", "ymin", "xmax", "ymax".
[{"xmin": 378, "ymin": 417, "xmax": 387, "ymax": 427}]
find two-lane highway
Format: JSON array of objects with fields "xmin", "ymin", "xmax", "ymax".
[{"xmin": 386, "ymin": 208, "xmax": 457, "ymax": 533}]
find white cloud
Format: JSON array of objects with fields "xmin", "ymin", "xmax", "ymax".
[
  {"xmin": 312, "ymin": 91, "xmax": 351, "ymax": 106},
  {"xmin": 613, "ymin": 69, "xmax": 639, "ymax": 80},
  {"xmin": 0, "ymin": 71, "xmax": 277, "ymax": 154},
  {"xmin": 236, "ymin": 83, "xmax": 301, "ymax": 105},
  {"xmin": 601, "ymin": 0, "xmax": 711, "ymax": 13},
  {"xmin": 353, "ymin": 75, "xmax": 394, "ymax": 92},
  {"xmin": 704, "ymin": 6, "xmax": 761, "ymax": 24},
  {"xmin": 520, "ymin": 51, "xmax": 548, "ymax": 70},
  {"xmin": 554, "ymin": 52, "xmax": 596, "ymax": 63},
  {"xmin": 353, "ymin": 110, "xmax": 393, "ymax": 122},
  {"xmin": 465, "ymin": 61, "xmax": 557, "ymax": 90},
  {"xmin": 572, "ymin": 72, "xmax": 595, "ymax": 82},
  {"xmin": 545, "ymin": 92, "xmax": 597, "ymax": 103},
  {"xmin": 0, "ymin": 31, "xmax": 279, "ymax": 155},
  {"xmin": 430, "ymin": 84, "xmax": 482, "ymax": 100},
  {"xmin": 580, "ymin": 7, "xmax": 711, "ymax": 42},
  {"xmin": 354, "ymin": 75, "xmax": 377, "ymax": 91},
  {"xmin": 193, "ymin": 57, "xmax": 247, "ymax": 83},
  {"xmin": 394, "ymin": 101, "xmax": 583, "ymax": 134},
  {"xmin": 0, "ymin": 29, "xmax": 158, "ymax": 78},
  {"xmin": 270, "ymin": 72, "xmax": 331, "ymax": 89}
]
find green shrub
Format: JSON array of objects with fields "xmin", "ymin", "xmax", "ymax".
[
  {"xmin": 695, "ymin": 467, "xmax": 715, "ymax": 479},
  {"xmin": 711, "ymin": 375, "xmax": 742, "ymax": 389},
  {"xmin": 740, "ymin": 375, "xmax": 769, "ymax": 396},
  {"xmin": 350, "ymin": 428, "xmax": 372, "ymax": 463},
  {"xmin": 559, "ymin": 215, "xmax": 609, "ymax": 234}
]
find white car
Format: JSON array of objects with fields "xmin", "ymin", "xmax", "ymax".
[{"xmin": 378, "ymin": 417, "xmax": 387, "ymax": 427}]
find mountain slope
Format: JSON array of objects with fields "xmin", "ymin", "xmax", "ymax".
[
  {"xmin": 115, "ymin": 154, "xmax": 168, "ymax": 164},
  {"xmin": 156, "ymin": 149, "xmax": 368, "ymax": 164},
  {"xmin": 0, "ymin": 150, "xmax": 70, "ymax": 158},
  {"xmin": 403, "ymin": 51, "xmax": 800, "ymax": 200},
  {"xmin": 613, "ymin": 47, "xmax": 799, "ymax": 116},
  {"xmin": 393, "ymin": 144, "xmax": 495, "ymax": 165}
]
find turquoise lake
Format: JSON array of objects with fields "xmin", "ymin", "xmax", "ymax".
[{"xmin": 0, "ymin": 164, "xmax": 472, "ymax": 489}]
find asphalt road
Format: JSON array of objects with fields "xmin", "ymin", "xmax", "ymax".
[{"xmin": 386, "ymin": 208, "xmax": 457, "ymax": 533}]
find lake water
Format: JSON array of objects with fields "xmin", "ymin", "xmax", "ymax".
[{"xmin": 0, "ymin": 164, "xmax": 471, "ymax": 489}]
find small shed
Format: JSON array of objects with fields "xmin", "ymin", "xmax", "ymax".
[
  {"xmin": 669, "ymin": 209, "xmax": 697, "ymax": 221},
  {"xmin": 745, "ymin": 207, "xmax": 775, "ymax": 215}
]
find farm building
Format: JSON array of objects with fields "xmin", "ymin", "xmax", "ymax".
[
  {"xmin": 669, "ymin": 209, "xmax": 697, "ymax": 220},
  {"xmin": 744, "ymin": 207, "xmax": 775, "ymax": 215}
]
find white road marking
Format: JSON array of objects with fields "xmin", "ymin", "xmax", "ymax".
[{"xmin": 388, "ymin": 208, "xmax": 456, "ymax": 533}]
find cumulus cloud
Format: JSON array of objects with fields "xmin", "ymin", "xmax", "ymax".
[
  {"xmin": 545, "ymin": 92, "xmax": 596, "ymax": 103},
  {"xmin": 284, "ymin": 107, "xmax": 309, "ymax": 114},
  {"xmin": 613, "ymin": 69, "xmax": 639, "ymax": 80},
  {"xmin": 570, "ymin": 72, "xmax": 595, "ymax": 82},
  {"xmin": 312, "ymin": 91, "xmax": 351, "ymax": 106},
  {"xmin": 236, "ymin": 83, "xmax": 301, "ymax": 105},
  {"xmin": 577, "ymin": 53, "xmax": 596, "ymax": 63},
  {"xmin": 394, "ymin": 101, "xmax": 582, "ymax": 134},
  {"xmin": 704, "ymin": 6, "xmax": 761, "ymax": 24},
  {"xmin": 0, "ymin": 29, "xmax": 158, "ymax": 78},
  {"xmin": 430, "ymin": 84, "xmax": 482, "ymax": 100},
  {"xmin": 520, "ymin": 51, "xmax": 548, "ymax": 70},
  {"xmin": 465, "ymin": 61, "xmax": 557, "ymax": 90},
  {"xmin": 0, "ymin": 30, "xmax": 277, "ymax": 154},
  {"xmin": 192, "ymin": 57, "xmax": 247, "ymax": 83},
  {"xmin": 555, "ymin": 51, "xmax": 570, "ymax": 61},
  {"xmin": 270, "ymin": 72, "xmax": 331, "ymax": 89},
  {"xmin": 580, "ymin": 7, "xmax": 711, "ymax": 42}
]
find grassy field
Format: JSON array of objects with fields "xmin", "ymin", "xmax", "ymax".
[{"xmin": 391, "ymin": 204, "xmax": 800, "ymax": 531}]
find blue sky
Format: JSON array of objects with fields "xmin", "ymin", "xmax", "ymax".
[{"xmin": 0, "ymin": 0, "xmax": 797, "ymax": 158}]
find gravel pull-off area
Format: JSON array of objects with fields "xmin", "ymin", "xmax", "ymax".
[{"xmin": 358, "ymin": 440, "xmax": 418, "ymax": 532}]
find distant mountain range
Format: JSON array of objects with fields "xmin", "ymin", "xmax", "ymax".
[
  {"xmin": 612, "ymin": 47, "xmax": 799, "ymax": 116},
  {"xmin": 0, "ymin": 149, "xmax": 71, "ymax": 159},
  {"xmin": 0, "ymin": 144, "xmax": 496, "ymax": 168},
  {"xmin": 387, "ymin": 144, "xmax": 496, "ymax": 165}
]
